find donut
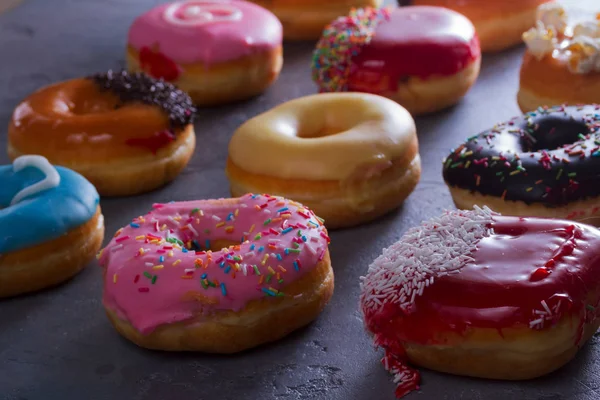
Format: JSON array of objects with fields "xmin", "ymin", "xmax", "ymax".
[
  {"xmin": 127, "ymin": 0, "xmax": 283, "ymax": 106},
  {"xmin": 410, "ymin": 0, "xmax": 554, "ymax": 52},
  {"xmin": 225, "ymin": 92, "xmax": 421, "ymax": 229},
  {"xmin": 0, "ymin": 155, "xmax": 104, "ymax": 298},
  {"xmin": 442, "ymin": 104, "xmax": 600, "ymax": 223},
  {"xmin": 360, "ymin": 207, "xmax": 600, "ymax": 398},
  {"xmin": 97, "ymin": 193, "xmax": 333, "ymax": 353},
  {"xmin": 8, "ymin": 70, "xmax": 196, "ymax": 197},
  {"xmin": 248, "ymin": 0, "xmax": 382, "ymax": 40},
  {"xmin": 311, "ymin": 6, "xmax": 481, "ymax": 116},
  {"xmin": 518, "ymin": 4, "xmax": 600, "ymax": 112}
]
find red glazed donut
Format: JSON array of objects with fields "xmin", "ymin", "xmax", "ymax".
[
  {"xmin": 312, "ymin": 6, "xmax": 481, "ymax": 115},
  {"xmin": 360, "ymin": 207, "xmax": 600, "ymax": 398}
]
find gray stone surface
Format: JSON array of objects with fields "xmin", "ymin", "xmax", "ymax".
[{"xmin": 0, "ymin": 1, "xmax": 599, "ymax": 399}]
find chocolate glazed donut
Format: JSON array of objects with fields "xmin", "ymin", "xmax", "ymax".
[{"xmin": 443, "ymin": 105, "xmax": 600, "ymax": 222}]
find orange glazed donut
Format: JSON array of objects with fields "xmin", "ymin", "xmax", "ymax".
[
  {"xmin": 127, "ymin": 0, "xmax": 283, "ymax": 106},
  {"xmin": 518, "ymin": 4, "xmax": 600, "ymax": 112},
  {"xmin": 226, "ymin": 92, "xmax": 421, "ymax": 229},
  {"xmin": 8, "ymin": 70, "xmax": 196, "ymax": 197},
  {"xmin": 410, "ymin": 0, "xmax": 555, "ymax": 52},
  {"xmin": 98, "ymin": 194, "xmax": 334, "ymax": 353},
  {"xmin": 360, "ymin": 208, "xmax": 600, "ymax": 398},
  {"xmin": 249, "ymin": 0, "xmax": 383, "ymax": 40}
]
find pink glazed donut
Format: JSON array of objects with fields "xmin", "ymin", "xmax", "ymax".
[
  {"xmin": 98, "ymin": 193, "xmax": 334, "ymax": 353},
  {"xmin": 126, "ymin": 0, "xmax": 283, "ymax": 106}
]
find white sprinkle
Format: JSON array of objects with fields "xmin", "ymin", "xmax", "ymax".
[
  {"xmin": 529, "ymin": 317, "xmax": 544, "ymax": 328},
  {"xmin": 111, "ymin": 244, "xmax": 124, "ymax": 252},
  {"xmin": 145, "ymin": 262, "xmax": 153, "ymax": 267},
  {"xmin": 241, "ymin": 264, "xmax": 248, "ymax": 276},
  {"xmin": 240, "ymin": 203, "xmax": 248, "ymax": 208},
  {"xmin": 187, "ymin": 224, "xmax": 199, "ymax": 236},
  {"xmin": 359, "ymin": 207, "xmax": 495, "ymax": 314},
  {"xmin": 212, "ymin": 215, "xmax": 221, "ymax": 221},
  {"xmin": 167, "ymin": 216, "xmax": 179, "ymax": 225},
  {"xmin": 553, "ymin": 299, "xmax": 563, "ymax": 313},
  {"xmin": 541, "ymin": 300, "xmax": 552, "ymax": 315}
]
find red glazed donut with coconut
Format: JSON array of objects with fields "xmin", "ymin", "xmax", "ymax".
[
  {"xmin": 127, "ymin": 0, "xmax": 283, "ymax": 106},
  {"xmin": 360, "ymin": 207, "xmax": 600, "ymax": 398},
  {"xmin": 98, "ymin": 193, "xmax": 334, "ymax": 353}
]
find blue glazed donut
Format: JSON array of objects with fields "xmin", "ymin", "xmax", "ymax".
[{"xmin": 0, "ymin": 155, "xmax": 105, "ymax": 297}]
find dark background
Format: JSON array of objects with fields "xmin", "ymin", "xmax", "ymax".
[{"xmin": 0, "ymin": 0, "xmax": 599, "ymax": 399}]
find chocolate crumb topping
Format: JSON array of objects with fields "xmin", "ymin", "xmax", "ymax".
[{"xmin": 89, "ymin": 70, "xmax": 196, "ymax": 129}]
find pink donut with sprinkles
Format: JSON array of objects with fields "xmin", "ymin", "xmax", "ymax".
[
  {"xmin": 126, "ymin": 0, "xmax": 283, "ymax": 106},
  {"xmin": 98, "ymin": 194, "xmax": 334, "ymax": 353}
]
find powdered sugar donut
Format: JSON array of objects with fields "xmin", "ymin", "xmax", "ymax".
[
  {"xmin": 360, "ymin": 207, "xmax": 600, "ymax": 397},
  {"xmin": 127, "ymin": 0, "xmax": 283, "ymax": 106},
  {"xmin": 98, "ymin": 193, "xmax": 334, "ymax": 353}
]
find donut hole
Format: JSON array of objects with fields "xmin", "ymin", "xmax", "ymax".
[
  {"xmin": 520, "ymin": 115, "xmax": 590, "ymax": 152},
  {"xmin": 297, "ymin": 125, "xmax": 346, "ymax": 139},
  {"xmin": 181, "ymin": 237, "xmax": 239, "ymax": 253},
  {"xmin": 295, "ymin": 99, "xmax": 374, "ymax": 139}
]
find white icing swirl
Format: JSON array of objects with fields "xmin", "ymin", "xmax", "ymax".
[
  {"xmin": 566, "ymin": 36, "xmax": 600, "ymax": 74},
  {"xmin": 537, "ymin": 3, "xmax": 568, "ymax": 34},
  {"xmin": 523, "ymin": 21, "xmax": 557, "ymax": 60},
  {"xmin": 525, "ymin": 4, "xmax": 600, "ymax": 74},
  {"xmin": 163, "ymin": 1, "xmax": 242, "ymax": 27},
  {"xmin": 573, "ymin": 20, "xmax": 600, "ymax": 39},
  {"xmin": 10, "ymin": 155, "xmax": 61, "ymax": 206}
]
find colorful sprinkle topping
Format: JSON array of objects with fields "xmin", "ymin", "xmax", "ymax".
[
  {"xmin": 98, "ymin": 194, "xmax": 330, "ymax": 334},
  {"xmin": 311, "ymin": 7, "xmax": 391, "ymax": 92}
]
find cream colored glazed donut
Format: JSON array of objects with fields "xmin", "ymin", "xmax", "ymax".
[
  {"xmin": 98, "ymin": 194, "xmax": 333, "ymax": 353},
  {"xmin": 226, "ymin": 93, "xmax": 421, "ymax": 229}
]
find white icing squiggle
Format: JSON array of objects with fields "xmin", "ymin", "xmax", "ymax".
[
  {"xmin": 163, "ymin": 1, "xmax": 243, "ymax": 27},
  {"xmin": 525, "ymin": 4, "xmax": 600, "ymax": 74},
  {"xmin": 537, "ymin": 3, "xmax": 568, "ymax": 34},
  {"xmin": 573, "ymin": 20, "xmax": 600, "ymax": 39},
  {"xmin": 10, "ymin": 155, "xmax": 61, "ymax": 206},
  {"xmin": 566, "ymin": 36, "xmax": 600, "ymax": 74},
  {"xmin": 523, "ymin": 21, "xmax": 557, "ymax": 60}
]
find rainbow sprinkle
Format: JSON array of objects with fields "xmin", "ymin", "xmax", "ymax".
[
  {"xmin": 311, "ymin": 7, "xmax": 391, "ymax": 92},
  {"xmin": 97, "ymin": 194, "xmax": 331, "ymax": 328}
]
